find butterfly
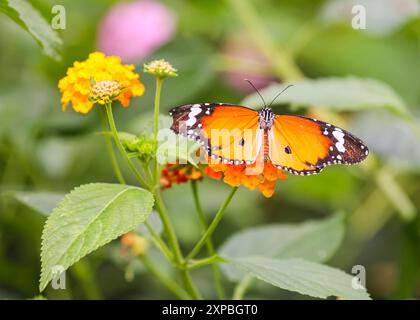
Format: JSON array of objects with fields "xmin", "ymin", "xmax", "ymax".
[{"xmin": 169, "ymin": 103, "xmax": 369, "ymax": 175}]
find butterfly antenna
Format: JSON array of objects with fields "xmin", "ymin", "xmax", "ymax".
[
  {"xmin": 268, "ymin": 84, "xmax": 294, "ymax": 107},
  {"xmin": 244, "ymin": 79, "xmax": 267, "ymax": 108}
]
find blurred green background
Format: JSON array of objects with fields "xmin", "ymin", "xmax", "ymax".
[{"xmin": 0, "ymin": 0, "xmax": 420, "ymax": 299}]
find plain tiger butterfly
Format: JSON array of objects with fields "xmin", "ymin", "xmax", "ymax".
[{"xmin": 169, "ymin": 100, "xmax": 369, "ymax": 176}]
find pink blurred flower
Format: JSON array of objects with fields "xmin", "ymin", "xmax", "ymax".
[
  {"xmin": 97, "ymin": 0, "xmax": 175, "ymax": 63},
  {"xmin": 222, "ymin": 35, "xmax": 273, "ymax": 93}
]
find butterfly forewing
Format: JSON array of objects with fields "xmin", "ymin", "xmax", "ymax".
[{"xmin": 170, "ymin": 103, "xmax": 262, "ymax": 164}]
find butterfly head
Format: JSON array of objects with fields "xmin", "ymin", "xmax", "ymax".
[{"xmin": 259, "ymin": 107, "xmax": 275, "ymax": 129}]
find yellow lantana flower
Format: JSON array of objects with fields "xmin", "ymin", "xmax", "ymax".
[{"xmin": 58, "ymin": 52, "xmax": 145, "ymax": 113}]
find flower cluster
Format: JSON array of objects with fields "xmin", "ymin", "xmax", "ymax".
[
  {"xmin": 208, "ymin": 160, "xmax": 288, "ymax": 198},
  {"xmin": 144, "ymin": 59, "xmax": 178, "ymax": 78},
  {"xmin": 119, "ymin": 132, "xmax": 157, "ymax": 163},
  {"xmin": 160, "ymin": 163, "xmax": 203, "ymax": 190},
  {"xmin": 59, "ymin": 52, "xmax": 144, "ymax": 113},
  {"xmin": 89, "ymin": 80, "xmax": 122, "ymax": 105}
]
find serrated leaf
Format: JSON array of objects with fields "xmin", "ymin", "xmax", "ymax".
[
  {"xmin": 220, "ymin": 214, "xmax": 345, "ymax": 281},
  {"xmin": 40, "ymin": 183, "xmax": 154, "ymax": 291},
  {"xmin": 226, "ymin": 256, "xmax": 370, "ymax": 300},
  {"xmin": 242, "ymin": 77, "xmax": 410, "ymax": 119},
  {"xmin": 0, "ymin": 0, "xmax": 62, "ymax": 60},
  {"xmin": 8, "ymin": 191, "xmax": 64, "ymax": 216}
]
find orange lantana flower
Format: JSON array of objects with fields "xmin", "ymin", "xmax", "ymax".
[
  {"xmin": 160, "ymin": 163, "xmax": 224, "ymax": 190},
  {"xmin": 208, "ymin": 160, "xmax": 287, "ymax": 198},
  {"xmin": 58, "ymin": 52, "xmax": 145, "ymax": 113},
  {"xmin": 160, "ymin": 164, "xmax": 203, "ymax": 190}
]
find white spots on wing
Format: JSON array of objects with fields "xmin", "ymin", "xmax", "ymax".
[
  {"xmin": 326, "ymin": 123, "xmax": 331, "ymax": 127},
  {"xmin": 361, "ymin": 145, "xmax": 365, "ymax": 149},
  {"xmin": 204, "ymin": 103, "xmax": 210, "ymax": 106},
  {"xmin": 329, "ymin": 146, "xmax": 333, "ymax": 151},
  {"xmin": 323, "ymin": 130, "xmax": 328, "ymax": 135},
  {"xmin": 186, "ymin": 105, "xmax": 202, "ymax": 126},
  {"xmin": 332, "ymin": 130, "xmax": 346, "ymax": 153},
  {"xmin": 365, "ymin": 150, "xmax": 369, "ymax": 155},
  {"xmin": 336, "ymin": 154, "xmax": 342, "ymax": 160}
]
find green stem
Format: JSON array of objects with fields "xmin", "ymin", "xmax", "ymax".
[
  {"xmin": 140, "ymin": 255, "xmax": 191, "ymax": 299},
  {"xmin": 233, "ymin": 275, "xmax": 253, "ymax": 300},
  {"xmin": 187, "ymin": 187, "xmax": 238, "ymax": 260},
  {"xmin": 101, "ymin": 107, "xmax": 174, "ymax": 268},
  {"xmin": 105, "ymin": 90, "xmax": 201, "ymax": 299},
  {"xmin": 153, "ymin": 77, "xmax": 163, "ymax": 188},
  {"xmin": 191, "ymin": 181, "xmax": 226, "ymax": 299},
  {"xmin": 100, "ymin": 108, "xmax": 125, "ymax": 184},
  {"xmin": 154, "ymin": 77, "xmax": 163, "ymax": 139},
  {"xmin": 188, "ymin": 255, "xmax": 223, "ymax": 270},
  {"xmin": 144, "ymin": 221, "xmax": 173, "ymax": 262},
  {"xmin": 149, "ymin": 75, "xmax": 201, "ymax": 298},
  {"xmin": 154, "ymin": 190, "xmax": 202, "ymax": 299},
  {"xmin": 374, "ymin": 166, "xmax": 416, "ymax": 221},
  {"xmin": 104, "ymin": 103, "xmax": 148, "ymax": 188}
]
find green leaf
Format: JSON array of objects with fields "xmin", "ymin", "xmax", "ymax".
[
  {"xmin": 39, "ymin": 183, "xmax": 154, "ymax": 291},
  {"xmin": 242, "ymin": 77, "xmax": 410, "ymax": 119},
  {"xmin": 8, "ymin": 191, "xmax": 64, "ymax": 216},
  {"xmin": 0, "ymin": 0, "xmax": 62, "ymax": 60},
  {"xmin": 226, "ymin": 256, "xmax": 371, "ymax": 300},
  {"xmin": 220, "ymin": 214, "xmax": 345, "ymax": 281}
]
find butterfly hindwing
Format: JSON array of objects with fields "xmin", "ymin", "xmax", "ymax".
[
  {"xmin": 170, "ymin": 103, "xmax": 261, "ymax": 164},
  {"xmin": 269, "ymin": 115, "xmax": 369, "ymax": 175}
]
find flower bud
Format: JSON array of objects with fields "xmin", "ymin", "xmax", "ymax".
[{"xmin": 143, "ymin": 59, "xmax": 177, "ymax": 78}]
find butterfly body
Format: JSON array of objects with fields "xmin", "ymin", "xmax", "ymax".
[{"xmin": 169, "ymin": 103, "xmax": 369, "ymax": 175}]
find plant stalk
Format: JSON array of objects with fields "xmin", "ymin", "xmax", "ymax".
[
  {"xmin": 100, "ymin": 108, "xmax": 125, "ymax": 184},
  {"xmin": 191, "ymin": 181, "xmax": 226, "ymax": 298},
  {"xmin": 187, "ymin": 187, "xmax": 238, "ymax": 260}
]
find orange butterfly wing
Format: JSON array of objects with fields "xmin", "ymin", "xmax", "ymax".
[
  {"xmin": 269, "ymin": 115, "xmax": 369, "ymax": 175},
  {"xmin": 170, "ymin": 103, "xmax": 262, "ymax": 164}
]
